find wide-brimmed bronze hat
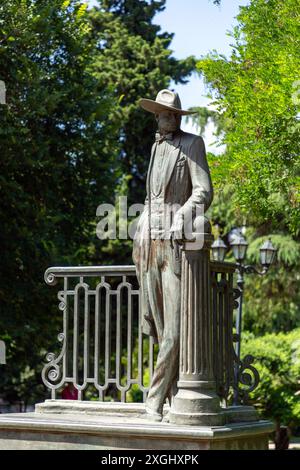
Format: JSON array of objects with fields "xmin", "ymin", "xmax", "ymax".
[{"xmin": 139, "ymin": 89, "xmax": 196, "ymax": 115}]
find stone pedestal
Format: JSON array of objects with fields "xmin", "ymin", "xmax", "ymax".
[
  {"xmin": 169, "ymin": 233, "xmax": 225, "ymax": 426},
  {"xmin": 0, "ymin": 402, "xmax": 273, "ymax": 450}
]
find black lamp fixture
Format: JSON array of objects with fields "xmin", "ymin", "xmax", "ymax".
[
  {"xmin": 211, "ymin": 228, "xmax": 277, "ymax": 406},
  {"xmin": 211, "ymin": 237, "xmax": 227, "ymax": 262},
  {"xmin": 260, "ymin": 238, "xmax": 277, "ymax": 268},
  {"xmin": 230, "ymin": 235, "xmax": 249, "ymax": 263}
]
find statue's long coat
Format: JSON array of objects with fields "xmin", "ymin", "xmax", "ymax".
[{"xmin": 132, "ymin": 130, "xmax": 213, "ymax": 340}]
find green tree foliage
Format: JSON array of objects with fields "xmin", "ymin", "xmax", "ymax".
[
  {"xmin": 0, "ymin": 0, "xmax": 117, "ymax": 404},
  {"xmin": 208, "ymin": 187, "xmax": 300, "ymax": 334},
  {"xmin": 99, "ymin": 0, "xmax": 166, "ymax": 41},
  {"xmin": 198, "ymin": 0, "xmax": 300, "ymax": 237},
  {"xmin": 197, "ymin": 0, "xmax": 300, "ymax": 338},
  {"xmin": 242, "ymin": 232, "xmax": 300, "ymax": 334},
  {"xmin": 242, "ymin": 329, "xmax": 300, "ymax": 428},
  {"xmin": 186, "ymin": 106, "xmax": 225, "ymax": 138},
  {"xmin": 88, "ymin": 0, "xmax": 195, "ymax": 212}
]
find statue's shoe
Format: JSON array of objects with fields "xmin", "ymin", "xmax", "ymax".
[{"xmin": 142, "ymin": 406, "xmax": 163, "ymax": 422}]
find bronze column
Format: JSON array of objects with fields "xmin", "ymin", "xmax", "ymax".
[{"xmin": 169, "ymin": 232, "xmax": 225, "ymax": 425}]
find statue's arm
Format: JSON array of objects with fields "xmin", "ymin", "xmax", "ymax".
[
  {"xmin": 186, "ymin": 136, "xmax": 213, "ymax": 212},
  {"xmin": 133, "ymin": 192, "xmax": 149, "ymax": 247},
  {"xmin": 171, "ymin": 136, "xmax": 213, "ymax": 233}
]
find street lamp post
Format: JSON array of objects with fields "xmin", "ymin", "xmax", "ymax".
[{"xmin": 211, "ymin": 234, "xmax": 277, "ymax": 406}]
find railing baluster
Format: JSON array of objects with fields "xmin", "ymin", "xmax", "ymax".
[
  {"xmin": 84, "ymin": 286, "xmax": 90, "ymax": 386},
  {"xmin": 105, "ymin": 283, "xmax": 111, "ymax": 390},
  {"xmin": 73, "ymin": 282, "xmax": 79, "ymax": 390},
  {"xmin": 228, "ymin": 272, "xmax": 234, "ymax": 388},
  {"xmin": 127, "ymin": 285, "xmax": 132, "ymax": 403},
  {"xmin": 43, "ymin": 262, "xmax": 238, "ymax": 404},
  {"xmin": 94, "ymin": 283, "xmax": 100, "ymax": 396},
  {"xmin": 218, "ymin": 276, "xmax": 224, "ymax": 391},
  {"xmin": 224, "ymin": 272, "xmax": 230, "ymax": 398},
  {"xmin": 138, "ymin": 292, "xmax": 144, "ymax": 398},
  {"xmin": 63, "ymin": 277, "xmax": 68, "ymax": 381},
  {"xmin": 212, "ymin": 273, "xmax": 218, "ymax": 391},
  {"xmin": 116, "ymin": 284, "xmax": 122, "ymax": 399}
]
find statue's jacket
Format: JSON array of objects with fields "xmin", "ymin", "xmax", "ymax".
[{"xmin": 132, "ymin": 130, "xmax": 213, "ymax": 339}]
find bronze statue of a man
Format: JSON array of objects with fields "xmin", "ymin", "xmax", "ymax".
[{"xmin": 133, "ymin": 89, "xmax": 213, "ymax": 421}]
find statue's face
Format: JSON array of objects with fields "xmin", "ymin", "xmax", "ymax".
[{"xmin": 156, "ymin": 111, "xmax": 181, "ymax": 134}]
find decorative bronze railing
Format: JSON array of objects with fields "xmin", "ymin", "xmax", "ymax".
[{"xmin": 43, "ymin": 262, "xmax": 259, "ymax": 403}]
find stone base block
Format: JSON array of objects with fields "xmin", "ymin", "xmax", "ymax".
[
  {"xmin": 0, "ymin": 401, "xmax": 273, "ymax": 450},
  {"xmin": 169, "ymin": 388, "xmax": 226, "ymax": 426}
]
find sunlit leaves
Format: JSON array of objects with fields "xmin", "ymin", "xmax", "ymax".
[
  {"xmin": 198, "ymin": 0, "xmax": 300, "ymax": 236},
  {"xmin": 242, "ymin": 329, "xmax": 300, "ymax": 425}
]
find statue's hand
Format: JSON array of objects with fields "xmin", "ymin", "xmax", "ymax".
[{"xmin": 170, "ymin": 216, "xmax": 184, "ymax": 246}]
